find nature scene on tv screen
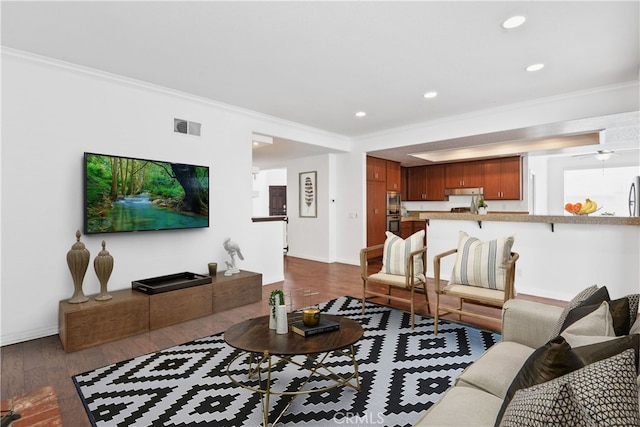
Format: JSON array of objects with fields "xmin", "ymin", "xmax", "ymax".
[{"xmin": 85, "ymin": 153, "xmax": 209, "ymax": 233}]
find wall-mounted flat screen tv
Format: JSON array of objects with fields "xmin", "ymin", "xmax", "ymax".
[{"xmin": 84, "ymin": 152, "xmax": 209, "ymax": 234}]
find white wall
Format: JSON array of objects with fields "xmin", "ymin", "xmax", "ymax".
[
  {"xmin": 0, "ymin": 50, "xmax": 346, "ymax": 345},
  {"xmin": 285, "ymin": 154, "xmax": 335, "ymax": 262},
  {"xmin": 332, "ymin": 151, "xmax": 367, "ymax": 264},
  {"xmin": 425, "ymin": 220, "xmax": 640, "ymax": 302}
]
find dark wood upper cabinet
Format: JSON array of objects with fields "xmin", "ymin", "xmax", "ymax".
[
  {"xmin": 386, "ymin": 161, "xmax": 401, "ymax": 192},
  {"xmin": 366, "ymin": 156, "xmax": 387, "ymax": 182},
  {"xmin": 402, "ymin": 164, "xmax": 446, "ymax": 201},
  {"xmin": 482, "ymin": 156, "xmax": 522, "ymax": 200},
  {"xmin": 404, "ymin": 166, "xmax": 428, "ymax": 200},
  {"xmin": 425, "ymin": 164, "xmax": 446, "ymax": 201},
  {"xmin": 445, "ymin": 160, "xmax": 483, "ymax": 188},
  {"xmin": 402, "ymin": 157, "xmax": 522, "ymax": 202}
]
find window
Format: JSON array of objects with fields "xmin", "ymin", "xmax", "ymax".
[{"xmin": 564, "ymin": 166, "xmax": 639, "ymax": 216}]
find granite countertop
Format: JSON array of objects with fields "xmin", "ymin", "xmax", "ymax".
[{"xmin": 415, "ymin": 211, "xmax": 640, "ymax": 226}]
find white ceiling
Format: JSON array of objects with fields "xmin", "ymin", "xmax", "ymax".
[{"xmin": 2, "ymin": 1, "xmax": 639, "ymax": 167}]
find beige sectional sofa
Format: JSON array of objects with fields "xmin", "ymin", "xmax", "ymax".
[{"xmin": 413, "ymin": 297, "xmax": 640, "ymax": 426}]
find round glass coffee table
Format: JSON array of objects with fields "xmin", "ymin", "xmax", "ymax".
[{"xmin": 224, "ymin": 314, "xmax": 363, "ymax": 426}]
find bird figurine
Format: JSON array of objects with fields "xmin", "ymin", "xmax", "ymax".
[{"xmin": 223, "ymin": 238, "xmax": 243, "ymax": 276}]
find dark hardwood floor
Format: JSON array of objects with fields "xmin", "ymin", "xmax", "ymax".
[{"xmin": 0, "ymin": 256, "xmax": 565, "ymax": 426}]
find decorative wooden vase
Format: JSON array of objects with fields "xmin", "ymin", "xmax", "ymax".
[
  {"xmin": 94, "ymin": 240, "xmax": 114, "ymax": 301},
  {"xmin": 67, "ymin": 230, "xmax": 90, "ymax": 304}
]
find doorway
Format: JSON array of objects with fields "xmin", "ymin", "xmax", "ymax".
[{"xmin": 269, "ymin": 186, "xmax": 287, "ymax": 216}]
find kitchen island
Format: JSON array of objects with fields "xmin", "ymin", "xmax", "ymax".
[{"xmin": 408, "ymin": 211, "xmax": 639, "ymax": 303}]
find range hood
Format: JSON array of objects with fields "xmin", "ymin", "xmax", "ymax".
[{"xmin": 444, "ymin": 187, "xmax": 484, "ymax": 197}]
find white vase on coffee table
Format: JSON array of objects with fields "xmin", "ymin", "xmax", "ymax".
[{"xmin": 276, "ymin": 305, "xmax": 288, "ymax": 334}]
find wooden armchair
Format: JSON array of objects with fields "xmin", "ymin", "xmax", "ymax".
[
  {"xmin": 360, "ymin": 239, "xmax": 430, "ymax": 329},
  {"xmin": 433, "ymin": 246, "xmax": 518, "ymax": 335}
]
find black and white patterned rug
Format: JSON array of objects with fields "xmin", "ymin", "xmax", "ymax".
[{"xmin": 73, "ymin": 296, "xmax": 500, "ymax": 427}]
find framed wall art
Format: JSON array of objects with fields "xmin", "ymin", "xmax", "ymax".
[{"xmin": 299, "ymin": 171, "xmax": 317, "ymax": 218}]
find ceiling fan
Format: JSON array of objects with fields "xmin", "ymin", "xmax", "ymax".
[{"xmin": 571, "ymin": 149, "xmax": 634, "ymax": 161}]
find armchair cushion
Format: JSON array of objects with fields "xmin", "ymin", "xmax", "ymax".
[
  {"xmin": 441, "ymin": 284, "xmax": 506, "ymax": 306},
  {"xmin": 449, "ymin": 231, "xmax": 514, "ymax": 291},
  {"xmin": 381, "ymin": 230, "xmax": 425, "ymax": 280}
]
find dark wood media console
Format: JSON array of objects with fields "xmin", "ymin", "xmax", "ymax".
[{"xmin": 59, "ymin": 270, "xmax": 262, "ymax": 351}]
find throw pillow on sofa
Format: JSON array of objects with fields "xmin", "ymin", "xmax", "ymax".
[
  {"xmin": 495, "ymin": 328, "xmax": 640, "ymax": 426},
  {"xmin": 499, "ymin": 349, "xmax": 639, "ymax": 427},
  {"xmin": 547, "ymin": 285, "xmax": 599, "ymax": 339},
  {"xmin": 632, "ymin": 316, "xmax": 640, "ymax": 335},
  {"xmin": 560, "ymin": 301, "xmax": 615, "ymax": 338},
  {"xmin": 554, "ymin": 286, "xmax": 639, "ymax": 337},
  {"xmin": 572, "ymin": 334, "xmax": 640, "ymax": 374},
  {"xmin": 499, "ymin": 382, "xmax": 595, "ymax": 427},
  {"xmin": 561, "ymin": 295, "xmax": 633, "ymax": 336},
  {"xmin": 494, "ymin": 336, "xmax": 585, "ymax": 426}
]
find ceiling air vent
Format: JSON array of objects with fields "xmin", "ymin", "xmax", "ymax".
[{"xmin": 174, "ymin": 118, "xmax": 201, "ymax": 136}]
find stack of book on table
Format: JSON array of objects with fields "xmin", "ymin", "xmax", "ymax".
[{"xmin": 291, "ymin": 318, "xmax": 340, "ymax": 337}]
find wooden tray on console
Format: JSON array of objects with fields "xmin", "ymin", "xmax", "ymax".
[{"xmin": 132, "ymin": 272, "xmax": 211, "ymax": 294}]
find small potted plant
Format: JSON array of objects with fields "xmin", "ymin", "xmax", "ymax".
[
  {"xmin": 477, "ymin": 197, "xmax": 488, "ymax": 215},
  {"xmin": 269, "ymin": 289, "xmax": 286, "ymax": 331}
]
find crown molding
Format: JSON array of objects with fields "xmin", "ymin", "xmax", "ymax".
[{"xmin": 1, "ymin": 47, "xmax": 350, "ymax": 145}]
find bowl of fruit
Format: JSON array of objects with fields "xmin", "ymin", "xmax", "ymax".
[{"xmin": 564, "ymin": 199, "xmax": 601, "ymax": 215}]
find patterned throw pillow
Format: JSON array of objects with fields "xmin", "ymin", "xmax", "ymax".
[
  {"xmin": 380, "ymin": 230, "xmax": 425, "ymax": 281},
  {"xmin": 449, "ymin": 231, "xmax": 514, "ymax": 290},
  {"xmin": 494, "ymin": 336, "xmax": 585, "ymax": 426},
  {"xmin": 499, "ymin": 349, "xmax": 639, "ymax": 427},
  {"xmin": 499, "ymin": 382, "xmax": 596, "ymax": 427},
  {"xmin": 547, "ymin": 285, "xmax": 598, "ymax": 340},
  {"xmin": 626, "ymin": 293, "xmax": 639, "ymax": 323}
]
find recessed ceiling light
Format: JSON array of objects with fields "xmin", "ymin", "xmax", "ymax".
[
  {"xmin": 502, "ymin": 15, "xmax": 526, "ymax": 29},
  {"xmin": 526, "ymin": 63, "xmax": 545, "ymax": 72},
  {"xmin": 355, "ymin": 111, "xmax": 367, "ymax": 117},
  {"xmin": 423, "ymin": 91, "xmax": 438, "ymax": 99}
]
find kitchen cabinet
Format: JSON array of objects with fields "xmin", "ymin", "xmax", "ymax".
[
  {"xmin": 386, "ymin": 161, "xmax": 401, "ymax": 191},
  {"xmin": 366, "ymin": 157, "xmax": 401, "ymax": 258},
  {"xmin": 405, "ymin": 166, "xmax": 428, "ymax": 200},
  {"xmin": 445, "ymin": 160, "xmax": 483, "ymax": 188},
  {"xmin": 367, "ymin": 180, "xmax": 386, "ymax": 258},
  {"xmin": 404, "ymin": 165, "xmax": 445, "ymax": 201},
  {"xmin": 483, "ymin": 156, "xmax": 521, "ymax": 200},
  {"xmin": 366, "ymin": 156, "xmax": 387, "ymax": 182},
  {"xmin": 425, "ymin": 164, "xmax": 446, "ymax": 201}
]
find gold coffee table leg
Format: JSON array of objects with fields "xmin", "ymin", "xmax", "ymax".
[{"xmin": 259, "ymin": 350, "xmax": 271, "ymax": 427}]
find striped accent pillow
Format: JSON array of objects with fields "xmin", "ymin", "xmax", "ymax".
[
  {"xmin": 450, "ymin": 231, "xmax": 514, "ymax": 290},
  {"xmin": 380, "ymin": 230, "xmax": 425, "ymax": 281}
]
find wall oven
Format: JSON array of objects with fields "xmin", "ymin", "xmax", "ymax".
[
  {"xmin": 386, "ymin": 191, "xmax": 401, "ymax": 235},
  {"xmin": 387, "ymin": 215, "xmax": 401, "ymax": 235},
  {"xmin": 386, "ymin": 191, "xmax": 401, "ymax": 216}
]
